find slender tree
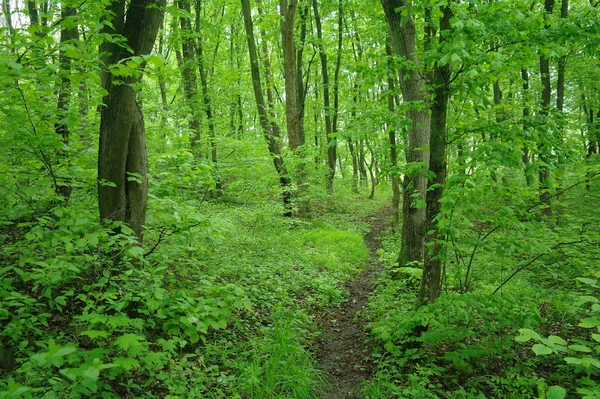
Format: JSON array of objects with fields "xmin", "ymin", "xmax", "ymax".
[
  {"xmin": 54, "ymin": 4, "xmax": 79, "ymax": 202},
  {"xmin": 241, "ymin": 0, "xmax": 293, "ymax": 215},
  {"xmin": 177, "ymin": 0, "xmax": 203, "ymax": 157},
  {"xmin": 313, "ymin": 0, "xmax": 336, "ymax": 194},
  {"xmin": 538, "ymin": 0, "xmax": 554, "ymax": 215}
]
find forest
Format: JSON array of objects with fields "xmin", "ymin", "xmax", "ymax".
[{"xmin": 1, "ymin": 0, "xmax": 599, "ymax": 397}]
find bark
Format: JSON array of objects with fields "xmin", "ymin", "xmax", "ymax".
[
  {"xmin": 280, "ymin": 0, "xmax": 302, "ymax": 150},
  {"xmin": 280, "ymin": 0, "xmax": 309, "ymax": 213},
  {"xmin": 178, "ymin": 0, "xmax": 202, "ymax": 156},
  {"xmin": 386, "ymin": 42, "xmax": 400, "ymax": 233},
  {"xmin": 98, "ymin": 0, "xmax": 165, "ymax": 242},
  {"xmin": 2, "ymin": 0, "xmax": 14, "ymax": 48},
  {"xmin": 241, "ymin": 0, "xmax": 293, "ymax": 216},
  {"xmin": 313, "ymin": 0, "xmax": 336, "ymax": 194},
  {"xmin": 381, "ymin": 0, "xmax": 431, "ymax": 267},
  {"xmin": 367, "ymin": 143, "xmax": 377, "ymax": 199},
  {"xmin": 349, "ymin": 87, "xmax": 359, "ymax": 193},
  {"xmin": 521, "ymin": 68, "xmax": 535, "ymax": 186},
  {"xmin": 332, "ymin": 0, "xmax": 343, "ymax": 142},
  {"xmin": 421, "ymin": 4, "xmax": 452, "ymax": 305},
  {"xmin": 54, "ymin": 5, "xmax": 79, "ymax": 202},
  {"xmin": 358, "ymin": 140, "xmax": 368, "ymax": 184},
  {"xmin": 556, "ymin": 0, "xmax": 568, "ymax": 112},
  {"xmin": 195, "ymin": 0, "xmax": 222, "ymax": 195},
  {"xmin": 538, "ymin": 0, "xmax": 554, "ymax": 216},
  {"xmin": 296, "ymin": 2, "xmax": 308, "ymax": 142}
]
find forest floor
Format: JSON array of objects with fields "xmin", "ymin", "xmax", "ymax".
[{"xmin": 316, "ymin": 206, "xmax": 390, "ymax": 399}]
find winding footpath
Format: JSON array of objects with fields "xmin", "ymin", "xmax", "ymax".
[{"xmin": 317, "ymin": 208, "xmax": 390, "ymax": 399}]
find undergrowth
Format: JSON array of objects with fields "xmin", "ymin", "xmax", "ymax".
[
  {"xmin": 0, "ymin": 172, "xmax": 387, "ymax": 398},
  {"xmin": 363, "ymin": 174, "xmax": 600, "ymax": 399}
]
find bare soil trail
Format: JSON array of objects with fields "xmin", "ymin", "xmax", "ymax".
[{"xmin": 316, "ymin": 207, "xmax": 390, "ymax": 399}]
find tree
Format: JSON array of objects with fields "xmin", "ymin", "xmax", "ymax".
[
  {"xmin": 421, "ymin": 3, "xmax": 453, "ymax": 305},
  {"xmin": 98, "ymin": 0, "xmax": 166, "ymax": 242},
  {"xmin": 53, "ymin": 3, "xmax": 78, "ymax": 202},
  {"xmin": 381, "ymin": 0, "xmax": 431, "ymax": 267},
  {"xmin": 176, "ymin": 0, "xmax": 203, "ymax": 156},
  {"xmin": 313, "ymin": 0, "xmax": 337, "ymax": 194},
  {"xmin": 241, "ymin": 0, "xmax": 293, "ymax": 216}
]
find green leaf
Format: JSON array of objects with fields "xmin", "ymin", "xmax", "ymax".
[
  {"xmin": 583, "ymin": 357, "xmax": 600, "ymax": 369},
  {"xmin": 564, "ymin": 357, "xmax": 582, "ymax": 365},
  {"xmin": 80, "ymin": 330, "xmax": 109, "ymax": 339},
  {"xmin": 547, "ymin": 336, "xmax": 567, "ymax": 346},
  {"xmin": 546, "ymin": 385, "xmax": 566, "ymax": 399},
  {"xmin": 579, "ymin": 318, "xmax": 600, "ymax": 328},
  {"xmin": 114, "ymin": 333, "xmax": 145, "ymax": 355},
  {"xmin": 568, "ymin": 344, "xmax": 592, "ymax": 352},
  {"xmin": 576, "ymin": 277, "xmax": 598, "ymax": 286},
  {"xmin": 7, "ymin": 61, "xmax": 22, "ymax": 71},
  {"xmin": 516, "ymin": 328, "xmax": 541, "ymax": 342},
  {"xmin": 532, "ymin": 344, "xmax": 553, "ymax": 355}
]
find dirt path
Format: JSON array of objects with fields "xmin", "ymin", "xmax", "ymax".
[{"xmin": 316, "ymin": 207, "xmax": 390, "ymax": 399}]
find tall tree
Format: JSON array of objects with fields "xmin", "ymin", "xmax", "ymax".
[
  {"xmin": 386, "ymin": 41, "xmax": 400, "ymax": 233},
  {"xmin": 54, "ymin": 3, "xmax": 79, "ymax": 202},
  {"xmin": 538, "ymin": 0, "xmax": 554, "ymax": 215},
  {"xmin": 241, "ymin": 0, "xmax": 293, "ymax": 216},
  {"xmin": 381, "ymin": 0, "xmax": 431, "ymax": 267},
  {"xmin": 177, "ymin": 0, "xmax": 203, "ymax": 157},
  {"xmin": 98, "ymin": 0, "xmax": 166, "ymax": 242},
  {"xmin": 313, "ymin": 0, "xmax": 336, "ymax": 194},
  {"xmin": 421, "ymin": 4, "xmax": 453, "ymax": 305},
  {"xmin": 195, "ymin": 0, "xmax": 222, "ymax": 194}
]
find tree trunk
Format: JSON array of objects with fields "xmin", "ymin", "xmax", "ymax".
[
  {"xmin": 296, "ymin": 2, "xmax": 308, "ymax": 144},
  {"xmin": 54, "ymin": 4, "xmax": 79, "ymax": 202},
  {"xmin": 381, "ymin": 0, "xmax": 431, "ymax": 267},
  {"xmin": 241, "ymin": 0, "xmax": 293, "ymax": 216},
  {"xmin": 348, "ymin": 139, "xmax": 359, "ymax": 193},
  {"xmin": 421, "ymin": 4, "xmax": 452, "ymax": 305},
  {"xmin": 556, "ymin": 0, "xmax": 568, "ymax": 113},
  {"xmin": 99, "ymin": 0, "xmax": 165, "ymax": 242},
  {"xmin": 521, "ymin": 68, "xmax": 535, "ymax": 186},
  {"xmin": 332, "ymin": 0, "xmax": 343, "ymax": 172},
  {"xmin": 280, "ymin": 0, "xmax": 309, "ymax": 213},
  {"xmin": 386, "ymin": 42, "xmax": 401, "ymax": 233},
  {"xmin": 280, "ymin": 0, "xmax": 302, "ymax": 150},
  {"xmin": 177, "ymin": 0, "xmax": 203, "ymax": 157},
  {"xmin": 195, "ymin": 0, "xmax": 222, "ymax": 195},
  {"xmin": 313, "ymin": 0, "xmax": 336, "ymax": 194},
  {"xmin": 538, "ymin": 0, "xmax": 554, "ymax": 216}
]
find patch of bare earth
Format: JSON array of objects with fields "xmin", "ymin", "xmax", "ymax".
[{"xmin": 316, "ymin": 207, "xmax": 390, "ymax": 399}]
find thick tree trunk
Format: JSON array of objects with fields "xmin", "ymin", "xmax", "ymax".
[
  {"xmin": 313, "ymin": 0, "xmax": 336, "ymax": 194},
  {"xmin": 98, "ymin": 0, "xmax": 165, "ymax": 242},
  {"xmin": 421, "ymin": 4, "xmax": 452, "ymax": 305},
  {"xmin": 241, "ymin": 0, "xmax": 293, "ymax": 216},
  {"xmin": 280, "ymin": 0, "xmax": 302, "ymax": 150},
  {"xmin": 381, "ymin": 0, "xmax": 431, "ymax": 267},
  {"xmin": 280, "ymin": 0, "xmax": 309, "ymax": 214}
]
